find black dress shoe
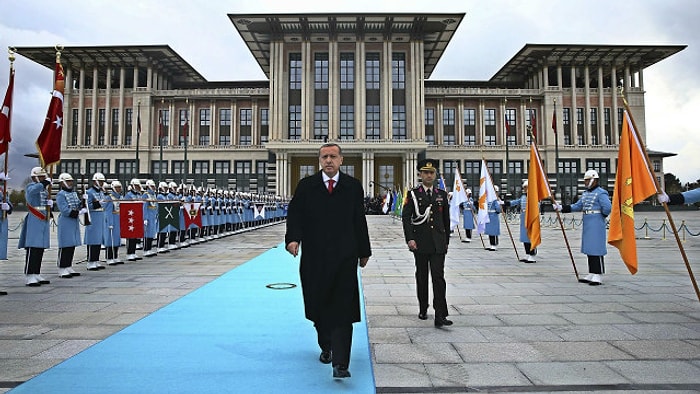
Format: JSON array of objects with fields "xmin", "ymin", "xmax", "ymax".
[
  {"xmin": 418, "ymin": 312, "xmax": 428, "ymax": 320},
  {"xmin": 319, "ymin": 350, "xmax": 332, "ymax": 364},
  {"xmin": 0, "ymin": 290, "xmax": 8, "ymax": 295},
  {"xmin": 332, "ymin": 365, "xmax": 351, "ymax": 378},
  {"xmin": 434, "ymin": 316, "xmax": 453, "ymax": 327}
]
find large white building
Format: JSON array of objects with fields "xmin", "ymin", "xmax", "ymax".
[{"xmin": 15, "ymin": 12, "xmax": 684, "ymax": 202}]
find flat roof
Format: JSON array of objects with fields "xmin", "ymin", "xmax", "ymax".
[
  {"xmin": 13, "ymin": 45, "xmax": 207, "ymax": 84},
  {"xmin": 491, "ymin": 44, "xmax": 687, "ymax": 84},
  {"xmin": 228, "ymin": 12, "xmax": 465, "ymax": 79}
]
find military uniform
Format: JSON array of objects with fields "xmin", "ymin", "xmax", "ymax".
[
  {"xmin": 85, "ymin": 175, "xmax": 107, "ymax": 270},
  {"xmin": 18, "ymin": 167, "xmax": 52, "ymax": 286},
  {"xmin": 55, "ymin": 175, "xmax": 82, "ymax": 277},
  {"xmin": 401, "ymin": 159, "xmax": 452, "ymax": 326},
  {"xmin": 104, "ymin": 183, "xmax": 123, "ymax": 265},
  {"xmin": 460, "ymin": 192, "xmax": 475, "ymax": 241}
]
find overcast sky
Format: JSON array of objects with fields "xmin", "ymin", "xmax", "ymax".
[{"xmin": 1, "ymin": 0, "xmax": 698, "ymax": 189}]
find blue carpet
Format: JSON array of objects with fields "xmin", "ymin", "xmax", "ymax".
[{"xmin": 12, "ymin": 244, "xmax": 375, "ymax": 393}]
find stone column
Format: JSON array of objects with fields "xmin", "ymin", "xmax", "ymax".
[
  {"xmin": 584, "ymin": 65, "xmax": 591, "ymax": 145},
  {"xmin": 91, "ymin": 66, "xmax": 98, "ymax": 146},
  {"xmin": 355, "ymin": 42, "xmax": 366, "ymax": 141}
]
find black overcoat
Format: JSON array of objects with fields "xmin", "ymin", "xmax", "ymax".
[
  {"xmin": 285, "ymin": 171, "xmax": 372, "ymax": 325},
  {"xmin": 401, "ymin": 186, "xmax": 451, "ymax": 254}
]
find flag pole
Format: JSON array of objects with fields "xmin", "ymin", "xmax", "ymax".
[
  {"xmin": 553, "ymin": 98, "xmax": 560, "ymax": 199},
  {"xmin": 504, "ymin": 98, "xmax": 510, "ymax": 195},
  {"xmin": 484, "ymin": 155, "xmax": 520, "ymax": 261},
  {"xmin": 46, "ymin": 45, "xmax": 62, "ymax": 219},
  {"xmin": 620, "ymin": 89, "xmax": 700, "ymax": 302},
  {"xmin": 183, "ymin": 98, "xmax": 189, "ymax": 186},
  {"xmin": 530, "ymin": 127, "xmax": 579, "ymax": 279},
  {"xmin": 159, "ymin": 98, "xmax": 164, "ymax": 185},
  {"xmin": 135, "ymin": 100, "xmax": 141, "ymax": 176},
  {"xmin": 3, "ymin": 48, "xmax": 15, "ymax": 220}
]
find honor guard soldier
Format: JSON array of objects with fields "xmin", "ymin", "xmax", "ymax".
[
  {"xmin": 460, "ymin": 188, "xmax": 475, "ymax": 243},
  {"xmin": 125, "ymin": 179, "xmax": 143, "ymax": 261},
  {"xmin": 18, "ymin": 167, "xmax": 53, "ymax": 286},
  {"xmin": 85, "ymin": 172, "xmax": 107, "ymax": 270},
  {"xmin": 504, "ymin": 180, "xmax": 539, "ymax": 263},
  {"xmin": 485, "ymin": 185, "xmax": 502, "ymax": 251},
  {"xmin": 554, "ymin": 170, "xmax": 611, "ymax": 285},
  {"xmin": 166, "ymin": 181, "xmax": 180, "ymax": 250},
  {"xmin": 55, "ymin": 173, "xmax": 83, "ymax": 277},
  {"xmin": 402, "ymin": 159, "xmax": 453, "ymax": 327},
  {"xmin": 142, "ymin": 180, "xmax": 159, "ymax": 257},
  {"xmin": 104, "ymin": 180, "xmax": 124, "ymax": 265}
]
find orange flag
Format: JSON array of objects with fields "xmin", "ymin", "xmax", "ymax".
[
  {"xmin": 608, "ymin": 110, "xmax": 657, "ymax": 274},
  {"xmin": 36, "ymin": 54, "xmax": 65, "ymax": 168},
  {"xmin": 526, "ymin": 142, "xmax": 552, "ymax": 250}
]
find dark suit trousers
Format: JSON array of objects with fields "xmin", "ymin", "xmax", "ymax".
[
  {"xmin": 316, "ymin": 323, "xmax": 353, "ymax": 368},
  {"xmin": 414, "ymin": 252, "xmax": 448, "ymax": 317}
]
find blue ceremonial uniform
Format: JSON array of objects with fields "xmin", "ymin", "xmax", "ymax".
[
  {"xmin": 56, "ymin": 189, "xmax": 82, "ymax": 248},
  {"xmin": 567, "ymin": 186, "xmax": 611, "ymax": 256},
  {"xmin": 508, "ymin": 195, "xmax": 530, "ymax": 243},
  {"xmin": 84, "ymin": 186, "xmax": 106, "ymax": 245},
  {"xmin": 143, "ymin": 190, "xmax": 158, "ymax": 238},
  {"xmin": 484, "ymin": 200, "xmax": 501, "ymax": 236},
  {"xmin": 103, "ymin": 190, "xmax": 122, "ymax": 248},
  {"xmin": 18, "ymin": 181, "xmax": 50, "ymax": 250},
  {"xmin": 460, "ymin": 198, "xmax": 475, "ymax": 231},
  {"xmin": 682, "ymin": 188, "xmax": 700, "ymax": 205}
]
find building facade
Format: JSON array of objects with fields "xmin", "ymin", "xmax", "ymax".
[{"xmin": 16, "ymin": 13, "xmax": 684, "ymax": 202}]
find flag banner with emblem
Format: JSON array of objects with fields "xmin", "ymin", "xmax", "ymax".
[
  {"xmin": 449, "ymin": 171, "xmax": 469, "ymax": 230},
  {"xmin": 183, "ymin": 202, "xmax": 202, "ymax": 229},
  {"xmin": 119, "ymin": 201, "xmax": 144, "ymax": 239},
  {"xmin": 608, "ymin": 110, "xmax": 657, "ymax": 275},
  {"xmin": 253, "ymin": 203, "xmax": 265, "ymax": 219},
  {"xmin": 477, "ymin": 159, "xmax": 498, "ymax": 234},
  {"xmin": 382, "ymin": 192, "xmax": 390, "ymax": 214},
  {"xmin": 526, "ymin": 142, "xmax": 552, "ymax": 250},
  {"xmin": 36, "ymin": 56, "xmax": 64, "ymax": 168},
  {"xmin": 158, "ymin": 202, "xmax": 180, "ymax": 231},
  {"xmin": 0, "ymin": 67, "xmax": 14, "ymax": 156}
]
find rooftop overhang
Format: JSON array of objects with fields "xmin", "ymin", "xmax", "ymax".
[
  {"xmin": 229, "ymin": 12, "xmax": 465, "ymax": 79},
  {"xmin": 490, "ymin": 44, "xmax": 687, "ymax": 84},
  {"xmin": 13, "ymin": 45, "xmax": 207, "ymax": 84}
]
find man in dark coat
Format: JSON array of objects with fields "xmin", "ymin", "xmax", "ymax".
[
  {"xmin": 402, "ymin": 158, "xmax": 453, "ymax": 327},
  {"xmin": 285, "ymin": 143, "xmax": 371, "ymax": 379}
]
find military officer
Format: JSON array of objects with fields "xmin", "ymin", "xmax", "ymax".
[
  {"xmin": 142, "ymin": 180, "xmax": 159, "ymax": 257},
  {"xmin": 18, "ymin": 167, "xmax": 52, "ymax": 286},
  {"xmin": 55, "ymin": 173, "xmax": 83, "ymax": 277},
  {"xmin": 125, "ymin": 178, "xmax": 144, "ymax": 261},
  {"xmin": 459, "ymin": 188, "xmax": 475, "ymax": 242},
  {"xmin": 401, "ymin": 159, "xmax": 453, "ymax": 327},
  {"xmin": 554, "ymin": 170, "xmax": 612, "ymax": 285},
  {"xmin": 85, "ymin": 172, "xmax": 107, "ymax": 270},
  {"xmin": 485, "ymin": 185, "xmax": 502, "ymax": 251}
]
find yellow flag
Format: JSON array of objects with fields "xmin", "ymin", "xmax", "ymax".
[
  {"xmin": 607, "ymin": 110, "xmax": 657, "ymax": 274},
  {"xmin": 526, "ymin": 142, "xmax": 551, "ymax": 249}
]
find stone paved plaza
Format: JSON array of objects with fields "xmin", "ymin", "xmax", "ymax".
[{"xmin": 1, "ymin": 210, "xmax": 699, "ymax": 393}]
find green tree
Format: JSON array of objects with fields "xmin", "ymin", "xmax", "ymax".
[
  {"xmin": 9, "ymin": 188, "xmax": 25, "ymax": 206},
  {"xmin": 664, "ymin": 173, "xmax": 683, "ymax": 193}
]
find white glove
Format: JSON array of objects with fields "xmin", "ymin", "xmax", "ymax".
[
  {"xmin": 144, "ymin": 220, "xmax": 148, "ymax": 226},
  {"xmin": 79, "ymin": 207, "xmax": 88, "ymax": 215},
  {"xmin": 552, "ymin": 203, "xmax": 562, "ymax": 212},
  {"xmin": 82, "ymin": 193, "xmax": 88, "ymax": 200},
  {"xmin": 657, "ymin": 192, "xmax": 670, "ymax": 204},
  {"xmin": 1, "ymin": 203, "xmax": 9, "ymax": 211},
  {"xmin": 108, "ymin": 225, "xmax": 113, "ymax": 230},
  {"xmin": 498, "ymin": 200, "xmax": 504, "ymax": 205},
  {"xmin": 46, "ymin": 200, "xmax": 54, "ymax": 207},
  {"xmin": 46, "ymin": 177, "xmax": 52, "ymax": 184}
]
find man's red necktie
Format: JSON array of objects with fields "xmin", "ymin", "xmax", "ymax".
[{"xmin": 327, "ymin": 179, "xmax": 335, "ymax": 194}]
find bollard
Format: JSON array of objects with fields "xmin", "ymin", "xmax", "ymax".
[
  {"xmin": 682, "ymin": 220, "xmax": 686, "ymax": 242},
  {"xmin": 662, "ymin": 219, "xmax": 666, "ymax": 240},
  {"xmin": 644, "ymin": 218, "xmax": 649, "ymax": 239}
]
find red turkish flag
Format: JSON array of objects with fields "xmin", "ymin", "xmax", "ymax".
[
  {"xmin": 36, "ymin": 58, "xmax": 65, "ymax": 168},
  {"xmin": 0, "ymin": 68, "xmax": 14, "ymax": 155},
  {"xmin": 183, "ymin": 202, "xmax": 202, "ymax": 229},
  {"xmin": 120, "ymin": 201, "xmax": 144, "ymax": 238}
]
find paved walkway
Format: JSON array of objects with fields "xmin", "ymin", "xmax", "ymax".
[{"xmin": 1, "ymin": 211, "xmax": 699, "ymax": 393}]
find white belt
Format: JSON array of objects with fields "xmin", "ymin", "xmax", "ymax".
[{"xmin": 583, "ymin": 210, "xmax": 601, "ymax": 215}]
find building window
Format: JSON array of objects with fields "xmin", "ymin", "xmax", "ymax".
[
  {"xmin": 84, "ymin": 109, "xmax": 92, "ymax": 145},
  {"xmin": 392, "ymin": 52, "xmax": 405, "ymax": 89},
  {"xmin": 464, "ymin": 108, "xmax": 476, "ymax": 145},
  {"xmin": 314, "ymin": 53, "xmax": 329, "ymax": 89},
  {"xmin": 604, "ymin": 107, "xmax": 612, "ymax": 145},
  {"xmin": 289, "ymin": 53, "xmax": 302, "ymax": 90},
  {"xmin": 340, "ymin": 53, "xmax": 354, "ymax": 90},
  {"xmin": 87, "ymin": 159, "xmax": 109, "ymax": 175},
  {"xmin": 365, "ymin": 53, "xmax": 380, "ymax": 90},
  {"xmin": 563, "ymin": 107, "xmax": 572, "ymax": 145},
  {"xmin": 256, "ymin": 160, "xmax": 268, "ymax": 193},
  {"xmin": 484, "ymin": 109, "xmax": 496, "ymax": 145},
  {"xmin": 576, "ymin": 108, "xmax": 585, "ymax": 145},
  {"xmin": 392, "ymin": 105, "xmax": 407, "ymax": 140},
  {"xmin": 590, "ymin": 108, "xmax": 598, "ymax": 145},
  {"xmin": 125, "ymin": 108, "xmax": 133, "ymax": 145},
  {"xmin": 158, "ymin": 109, "xmax": 169, "ymax": 145},
  {"xmin": 240, "ymin": 108, "xmax": 252, "ymax": 145},
  {"xmin": 463, "ymin": 160, "xmax": 480, "ymax": 190},
  {"xmin": 151, "ymin": 161, "xmax": 167, "ymax": 176},
  {"xmin": 71, "ymin": 109, "xmax": 78, "ymax": 145},
  {"xmin": 443, "ymin": 108, "xmax": 455, "ymax": 145},
  {"xmin": 193, "ymin": 160, "xmax": 209, "ymax": 174},
  {"xmin": 98, "ymin": 109, "xmax": 106, "ymax": 145},
  {"xmin": 425, "ymin": 108, "xmax": 435, "ymax": 145},
  {"xmin": 653, "ymin": 160, "xmax": 661, "ymax": 172},
  {"xmin": 314, "ymin": 105, "xmax": 329, "ymax": 140},
  {"xmin": 505, "ymin": 108, "xmax": 516, "ymax": 145},
  {"xmin": 340, "ymin": 105, "xmax": 354, "ymax": 140},
  {"xmin": 197, "ymin": 108, "xmax": 208, "ymax": 145},
  {"xmin": 219, "ymin": 108, "xmax": 231, "ymax": 145},
  {"xmin": 171, "ymin": 161, "xmax": 186, "ymax": 175},
  {"xmin": 58, "ymin": 160, "xmax": 80, "ymax": 176},
  {"xmin": 214, "ymin": 160, "xmax": 230, "ymax": 174},
  {"xmin": 289, "ymin": 105, "xmax": 301, "ymax": 140},
  {"xmin": 235, "ymin": 160, "xmax": 252, "ymax": 174},
  {"xmin": 526, "ymin": 109, "xmax": 537, "ymax": 143},
  {"xmin": 179, "ymin": 109, "xmax": 191, "ymax": 146},
  {"xmin": 443, "ymin": 160, "xmax": 458, "ymax": 180},
  {"xmin": 116, "ymin": 159, "xmax": 137, "ymax": 175},
  {"xmin": 366, "ymin": 105, "xmax": 381, "ymax": 139},
  {"xmin": 111, "ymin": 108, "xmax": 119, "ymax": 145},
  {"xmin": 558, "ymin": 159, "xmax": 579, "ymax": 174},
  {"xmin": 260, "ymin": 108, "xmax": 269, "ymax": 143}
]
